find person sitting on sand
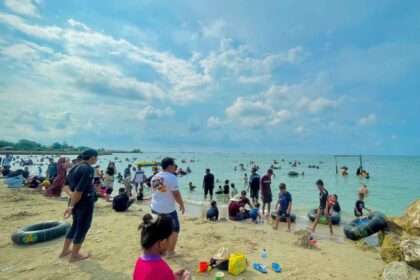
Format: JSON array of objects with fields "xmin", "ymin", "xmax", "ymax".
[
  {"xmin": 230, "ymin": 183, "xmax": 238, "ymax": 197},
  {"xmin": 113, "ymin": 188, "xmax": 135, "ymax": 212},
  {"xmin": 223, "ymin": 180, "xmax": 230, "ymax": 202},
  {"xmin": 250, "ymin": 203, "xmax": 262, "ymax": 223},
  {"xmin": 358, "ymin": 184, "xmax": 368, "ymax": 195},
  {"xmin": 239, "ymin": 190, "xmax": 252, "ymax": 209},
  {"xmin": 24, "ymin": 175, "xmax": 44, "ymax": 189},
  {"xmin": 36, "ymin": 179, "xmax": 51, "ymax": 192},
  {"xmin": 329, "ymin": 194, "xmax": 341, "ymax": 213},
  {"xmin": 133, "ymin": 214, "xmax": 192, "ymax": 280},
  {"xmin": 228, "ymin": 195, "xmax": 250, "ymax": 221},
  {"xmin": 273, "ymin": 183, "xmax": 292, "ymax": 231},
  {"xmin": 188, "ymin": 182, "xmax": 196, "ymax": 191},
  {"xmin": 309, "ymin": 179, "xmax": 333, "ymax": 235},
  {"xmin": 354, "ymin": 193, "xmax": 371, "ymax": 217},
  {"xmin": 207, "ymin": 200, "xmax": 219, "ymax": 221}
]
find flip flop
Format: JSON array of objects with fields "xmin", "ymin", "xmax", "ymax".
[
  {"xmin": 253, "ymin": 263, "xmax": 267, "ymax": 273},
  {"xmin": 272, "ymin": 262, "xmax": 281, "ymax": 273}
]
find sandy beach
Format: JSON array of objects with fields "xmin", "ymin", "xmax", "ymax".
[{"xmin": 0, "ymin": 181, "xmax": 385, "ymax": 280}]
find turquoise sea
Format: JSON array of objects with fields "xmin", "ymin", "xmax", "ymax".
[{"xmin": 23, "ymin": 152, "xmax": 420, "ymax": 222}]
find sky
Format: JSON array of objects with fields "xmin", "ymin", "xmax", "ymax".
[{"xmin": 0, "ymin": 0, "xmax": 419, "ymax": 155}]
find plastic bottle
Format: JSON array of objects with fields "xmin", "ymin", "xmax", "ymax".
[{"xmin": 261, "ymin": 249, "xmax": 267, "ymax": 268}]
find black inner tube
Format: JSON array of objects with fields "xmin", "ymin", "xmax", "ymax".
[{"xmin": 343, "ymin": 211, "xmax": 386, "ymax": 240}]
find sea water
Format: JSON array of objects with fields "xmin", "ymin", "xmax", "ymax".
[{"xmin": 20, "ymin": 152, "xmax": 420, "ymax": 222}]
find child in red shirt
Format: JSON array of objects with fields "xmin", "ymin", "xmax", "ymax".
[{"xmin": 133, "ymin": 214, "xmax": 191, "ymax": 280}]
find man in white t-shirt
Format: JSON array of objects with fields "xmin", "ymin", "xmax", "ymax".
[
  {"xmin": 150, "ymin": 157, "xmax": 185, "ymax": 259},
  {"xmin": 133, "ymin": 165, "xmax": 145, "ymax": 194}
]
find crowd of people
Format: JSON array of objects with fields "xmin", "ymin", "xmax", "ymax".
[{"xmin": 1, "ymin": 153, "xmax": 372, "ymax": 279}]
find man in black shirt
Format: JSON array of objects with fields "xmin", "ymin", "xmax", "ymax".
[
  {"xmin": 59, "ymin": 149, "xmax": 98, "ymax": 263},
  {"xmin": 309, "ymin": 179, "xmax": 333, "ymax": 235},
  {"xmin": 113, "ymin": 188, "xmax": 135, "ymax": 212},
  {"xmin": 202, "ymin": 168, "xmax": 215, "ymax": 201}
]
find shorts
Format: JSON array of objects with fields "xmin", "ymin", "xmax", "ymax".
[
  {"xmin": 262, "ymin": 193, "xmax": 272, "ymax": 203},
  {"xmin": 250, "ymin": 188, "xmax": 259, "ymax": 199},
  {"xmin": 103, "ymin": 179, "xmax": 114, "ymax": 188},
  {"xmin": 152, "ymin": 210, "xmax": 180, "ymax": 233},
  {"xmin": 223, "ymin": 190, "xmax": 229, "ymax": 195},
  {"xmin": 277, "ymin": 209, "xmax": 290, "ymax": 218},
  {"xmin": 354, "ymin": 210, "xmax": 363, "ymax": 217},
  {"xmin": 204, "ymin": 185, "xmax": 213, "ymax": 196}
]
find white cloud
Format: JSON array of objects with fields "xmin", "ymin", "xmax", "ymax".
[
  {"xmin": 287, "ymin": 46, "xmax": 310, "ymax": 64},
  {"xmin": 67, "ymin": 18, "xmax": 90, "ymax": 31},
  {"xmin": 0, "ymin": 13, "xmax": 61, "ymax": 39},
  {"xmin": 201, "ymin": 19, "xmax": 227, "ymax": 38},
  {"xmin": 225, "ymin": 97, "xmax": 291, "ymax": 127},
  {"xmin": 136, "ymin": 105, "xmax": 174, "ymax": 120},
  {"xmin": 1, "ymin": 41, "xmax": 53, "ymax": 60},
  {"xmin": 268, "ymin": 109, "xmax": 292, "ymax": 126},
  {"xmin": 358, "ymin": 113, "xmax": 377, "ymax": 126},
  {"xmin": 4, "ymin": 0, "xmax": 40, "ymax": 18},
  {"xmin": 295, "ymin": 125, "xmax": 305, "ymax": 133},
  {"xmin": 307, "ymin": 97, "xmax": 337, "ymax": 113},
  {"xmin": 0, "ymin": 13, "xmax": 211, "ymax": 103},
  {"xmin": 207, "ymin": 117, "xmax": 227, "ymax": 128}
]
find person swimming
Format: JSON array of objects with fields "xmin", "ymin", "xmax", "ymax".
[
  {"xmin": 188, "ymin": 182, "xmax": 196, "ymax": 191},
  {"xmin": 358, "ymin": 184, "xmax": 368, "ymax": 195}
]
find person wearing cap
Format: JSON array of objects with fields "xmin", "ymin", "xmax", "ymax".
[
  {"xmin": 228, "ymin": 195, "xmax": 249, "ymax": 221},
  {"xmin": 59, "ymin": 149, "xmax": 98, "ymax": 263},
  {"xmin": 248, "ymin": 167, "xmax": 261, "ymax": 205},
  {"xmin": 260, "ymin": 169, "xmax": 274, "ymax": 218}
]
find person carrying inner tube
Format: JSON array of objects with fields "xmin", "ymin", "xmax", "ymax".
[
  {"xmin": 354, "ymin": 193, "xmax": 371, "ymax": 218},
  {"xmin": 309, "ymin": 179, "xmax": 333, "ymax": 236},
  {"xmin": 59, "ymin": 149, "xmax": 98, "ymax": 263}
]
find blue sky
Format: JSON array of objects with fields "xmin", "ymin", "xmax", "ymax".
[{"xmin": 0, "ymin": 0, "xmax": 419, "ymax": 154}]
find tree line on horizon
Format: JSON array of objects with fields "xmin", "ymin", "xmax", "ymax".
[{"xmin": 0, "ymin": 139, "xmax": 141, "ymax": 153}]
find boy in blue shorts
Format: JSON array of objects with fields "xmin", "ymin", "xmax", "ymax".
[
  {"xmin": 250, "ymin": 203, "xmax": 262, "ymax": 223},
  {"xmin": 273, "ymin": 183, "xmax": 292, "ymax": 231}
]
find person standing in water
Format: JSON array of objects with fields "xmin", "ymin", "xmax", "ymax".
[
  {"xmin": 310, "ymin": 179, "xmax": 333, "ymax": 235},
  {"xmin": 202, "ymin": 168, "xmax": 215, "ymax": 201},
  {"xmin": 260, "ymin": 169, "xmax": 274, "ymax": 218},
  {"xmin": 59, "ymin": 149, "xmax": 98, "ymax": 262},
  {"xmin": 243, "ymin": 173, "xmax": 248, "ymax": 189},
  {"xmin": 150, "ymin": 157, "xmax": 185, "ymax": 259},
  {"xmin": 248, "ymin": 167, "xmax": 261, "ymax": 205}
]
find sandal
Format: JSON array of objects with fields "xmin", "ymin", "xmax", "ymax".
[{"xmin": 253, "ymin": 263, "xmax": 267, "ymax": 273}]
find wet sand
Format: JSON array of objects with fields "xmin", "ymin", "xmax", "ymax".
[{"xmin": 0, "ymin": 181, "xmax": 384, "ymax": 279}]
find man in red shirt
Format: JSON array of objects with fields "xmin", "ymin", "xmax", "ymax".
[{"xmin": 261, "ymin": 169, "xmax": 273, "ymax": 218}]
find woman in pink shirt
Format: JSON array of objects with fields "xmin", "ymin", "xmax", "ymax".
[{"xmin": 133, "ymin": 214, "xmax": 191, "ymax": 280}]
